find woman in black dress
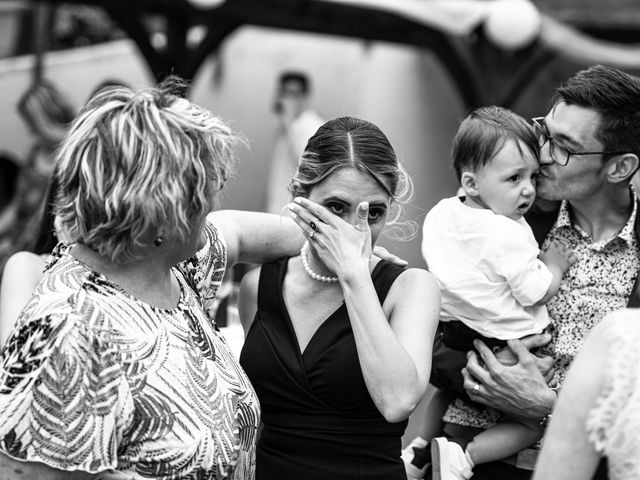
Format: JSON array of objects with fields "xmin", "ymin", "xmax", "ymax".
[{"xmin": 239, "ymin": 116, "xmax": 441, "ymax": 479}]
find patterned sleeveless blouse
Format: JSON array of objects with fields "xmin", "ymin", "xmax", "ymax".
[{"xmin": 0, "ymin": 222, "xmax": 260, "ymax": 479}]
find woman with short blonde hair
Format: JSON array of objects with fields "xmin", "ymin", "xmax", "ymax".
[{"xmin": 0, "ymin": 79, "xmax": 305, "ymax": 480}]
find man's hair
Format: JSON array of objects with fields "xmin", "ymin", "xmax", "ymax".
[
  {"xmin": 55, "ymin": 76, "xmax": 242, "ymax": 264},
  {"xmin": 452, "ymin": 106, "xmax": 540, "ymax": 181},
  {"xmin": 279, "ymin": 71, "xmax": 310, "ymax": 94},
  {"xmin": 551, "ymin": 65, "xmax": 640, "ymax": 158}
]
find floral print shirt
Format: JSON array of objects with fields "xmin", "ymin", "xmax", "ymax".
[
  {"xmin": 0, "ymin": 222, "xmax": 260, "ymax": 479},
  {"xmin": 544, "ymin": 195, "xmax": 640, "ymax": 386}
]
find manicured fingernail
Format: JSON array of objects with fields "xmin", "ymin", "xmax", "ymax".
[{"xmin": 294, "ymin": 197, "xmax": 302, "ymax": 204}]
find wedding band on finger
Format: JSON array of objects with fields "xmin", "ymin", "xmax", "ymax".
[
  {"xmin": 309, "ymin": 221, "xmax": 317, "ymax": 231},
  {"xmin": 472, "ymin": 383, "xmax": 480, "ymax": 394}
]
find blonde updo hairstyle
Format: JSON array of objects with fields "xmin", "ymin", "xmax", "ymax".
[
  {"xmin": 55, "ymin": 78, "xmax": 241, "ymax": 264},
  {"xmin": 289, "ymin": 116, "xmax": 415, "ymax": 240}
]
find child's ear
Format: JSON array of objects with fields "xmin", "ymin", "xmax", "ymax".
[{"xmin": 460, "ymin": 171, "xmax": 479, "ymax": 197}]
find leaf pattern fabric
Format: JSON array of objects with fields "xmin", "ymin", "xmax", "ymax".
[{"xmin": 0, "ymin": 222, "xmax": 260, "ymax": 479}]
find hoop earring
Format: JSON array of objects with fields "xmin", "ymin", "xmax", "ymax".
[{"xmin": 154, "ymin": 237, "xmax": 163, "ymax": 247}]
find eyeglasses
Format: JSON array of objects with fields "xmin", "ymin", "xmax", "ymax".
[{"xmin": 531, "ymin": 117, "xmax": 624, "ymax": 166}]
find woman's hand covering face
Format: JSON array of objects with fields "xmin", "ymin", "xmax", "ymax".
[{"xmin": 289, "ymin": 197, "xmax": 372, "ymax": 279}]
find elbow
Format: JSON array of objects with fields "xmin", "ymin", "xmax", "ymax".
[
  {"xmin": 381, "ymin": 408, "xmax": 412, "ymax": 424},
  {"xmin": 378, "ymin": 394, "xmax": 422, "ymax": 423}
]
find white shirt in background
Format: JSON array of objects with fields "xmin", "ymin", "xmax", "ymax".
[{"xmin": 266, "ymin": 109, "xmax": 324, "ymax": 214}]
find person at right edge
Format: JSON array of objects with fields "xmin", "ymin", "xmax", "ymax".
[{"xmin": 413, "ymin": 64, "xmax": 640, "ymax": 480}]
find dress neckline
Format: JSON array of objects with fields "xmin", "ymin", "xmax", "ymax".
[{"xmin": 279, "ymin": 258, "xmax": 388, "ymax": 359}]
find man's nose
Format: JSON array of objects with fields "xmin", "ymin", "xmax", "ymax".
[{"xmin": 539, "ymin": 141, "xmax": 554, "ymax": 166}]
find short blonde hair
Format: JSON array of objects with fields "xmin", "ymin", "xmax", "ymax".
[{"xmin": 55, "ymin": 78, "xmax": 241, "ymax": 264}]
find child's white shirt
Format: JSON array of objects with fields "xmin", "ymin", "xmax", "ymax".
[{"xmin": 422, "ymin": 196, "xmax": 553, "ymax": 339}]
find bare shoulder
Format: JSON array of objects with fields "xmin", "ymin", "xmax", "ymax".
[
  {"xmin": 384, "ymin": 267, "xmax": 440, "ymax": 335},
  {"xmin": 393, "ymin": 267, "xmax": 439, "ymax": 293},
  {"xmin": 4, "ymin": 251, "xmax": 46, "ymax": 272},
  {"xmin": 384, "ymin": 266, "xmax": 440, "ymax": 311},
  {"xmin": 2, "ymin": 251, "xmax": 46, "ymax": 285}
]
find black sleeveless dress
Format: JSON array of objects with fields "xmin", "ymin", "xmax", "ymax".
[{"xmin": 240, "ymin": 258, "xmax": 408, "ymax": 480}]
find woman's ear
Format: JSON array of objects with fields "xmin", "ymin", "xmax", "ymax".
[
  {"xmin": 460, "ymin": 171, "xmax": 479, "ymax": 197},
  {"xmin": 606, "ymin": 153, "xmax": 639, "ymax": 184}
]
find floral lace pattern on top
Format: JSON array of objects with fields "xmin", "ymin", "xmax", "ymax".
[{"xmin": 586, "ymin": 310, "xmax": 640, "ymax": 480}]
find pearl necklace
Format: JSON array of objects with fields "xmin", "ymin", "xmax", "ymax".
[{"xmin": 300, "ymin": 241, "xmax": 339, "ymax": 283}]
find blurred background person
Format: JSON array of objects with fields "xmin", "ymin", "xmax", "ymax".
[
  {"xmin": 239, "ymin": 116, "xmax": 440, "ymax": 479},
  {"xmin": 0, "ymin": 79, "xmax": 75, "ymax": 275},
  {"xmin": 533, "ymin": 308, "xmax": 640, "ymax": 480},
  {"xmin": 0, "ymin": 78, "xmax": 134, "ymax": 348},
  {"xmin": 0, "ymin": 173, "xmax": 72, "ymax": 347},
  {"xmin": 265, "ymin": 70, "xmax": 323, "ymax": 214}
]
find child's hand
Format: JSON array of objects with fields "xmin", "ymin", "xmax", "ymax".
[
  {"xmin": 494, "ymin": 346, "xmax": 518, "ymax": 366},
  {"xmin": 371, "ymin": 245, "xmax": 408, "ymax": 267},
  {"xmin": 539, "ymin": 239, "xmax": 575, "ymax": 274}
]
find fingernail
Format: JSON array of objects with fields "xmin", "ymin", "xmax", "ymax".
[
  {"xmin": 294, "ymin": 197, "xmax": 302, "ymax": 204},
  {"xmin": 288, "ymin": 203, "xmax": 296, "ymax": 211}
]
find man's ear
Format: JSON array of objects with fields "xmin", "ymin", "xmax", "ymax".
[
  {"xmin": 460, "ymin": 171, "xmax": 479, "ymax": 197},
  {"xmin": 607, "ymin": 153, "xmax": 640, "ymax": 184}
]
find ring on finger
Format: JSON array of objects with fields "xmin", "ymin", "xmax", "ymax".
[
  {"xmin": 309, "ymin": 221, "xmax": 317, "ymax": 231},
  {"xmin": 472, "ymin": 383, "xmax": 480, "ymax": 394},
  {"xmin": 307, "ymin": 230, "xmax": 315, "ymax": 239}
]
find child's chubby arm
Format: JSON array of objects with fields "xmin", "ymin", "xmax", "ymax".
[{"xmin": 535, "ymin": 240, "xmax": 576, "ymax": 305}]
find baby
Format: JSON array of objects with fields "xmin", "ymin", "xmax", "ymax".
[{"xmin": 413, "ymin": 106, "xmax": 573, "ymax": 480}]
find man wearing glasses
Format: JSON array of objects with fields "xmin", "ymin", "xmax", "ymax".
[{"xmin": 428, "ymin": 65, "xmax": 640, "ymax": 480}]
